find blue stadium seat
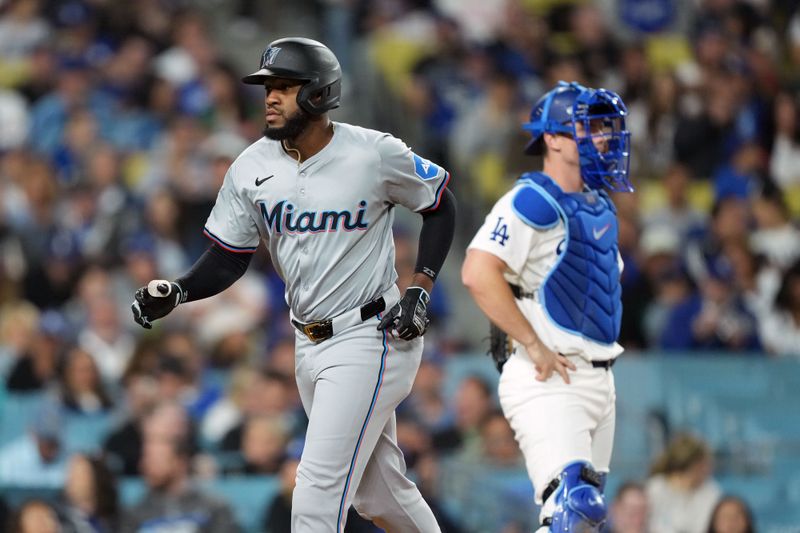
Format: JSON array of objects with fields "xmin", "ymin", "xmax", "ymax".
[
  {"xmin": 62, "ymin": 411, "xmax": 114, "ymax": 454},
  {"xmin": 0, "ymin": 485, "xmax": 60, "ymax": 508},
  {"xmin": 206, "ymin": 475, "xmax": 279, "ymax": 533},
  {"xmin": 0, "ymin": 392, "xmax": 46, "ymax": 448},
  {"xmin": 442, "ymin": 353, "xmax": 499, "ymax": 402}
]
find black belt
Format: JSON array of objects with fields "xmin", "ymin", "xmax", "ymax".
[
  {"xmin": 591, "ymin": 358, "xmax": 616, "ymax": 370},
  {"xmin": 291, "ymin": 297, "xmax": 386, "ymax": 343},
  {"xmin": 509, "ymin": 283, "xmax": 535, "ymax": 299}
]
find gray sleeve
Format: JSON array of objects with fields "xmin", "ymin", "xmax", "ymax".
[
  {"xmin": 376, "ymin": 133, "xmax": 451, "ymax": 212},
  {"xmin": 203, "ymin": 164, "xmax": 260, "ymax": 252}
]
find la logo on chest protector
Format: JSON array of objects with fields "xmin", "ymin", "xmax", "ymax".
[{"xmin": 258, "ymin": 200, "xmax": 369, "ymax": 234}]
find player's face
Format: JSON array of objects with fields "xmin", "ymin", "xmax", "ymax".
[
  {"xmin": 263, "ymin": 78, "xmax": 312, "ymax": 141},
  {"xmin": 575, "ymin": 119, "xmax": 611, "ymax": 153}
]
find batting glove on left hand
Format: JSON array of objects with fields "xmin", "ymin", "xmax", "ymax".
[
  {"xmin": 131, "ymin": 280, "xmax": 185, "ymax": 329},
  {"xmin": 377, "ymin": 287, "xmax": 430, "ymax": 340}
]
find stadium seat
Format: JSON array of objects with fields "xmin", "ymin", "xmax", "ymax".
[
  {"xmin": 0, "ymin": 392, "xmax": 46, "ymax": 448},
  {"xmin": 206, "ymin": 475, "xmax": 280, "ymax": 533},
  {"xmin": 62, "ymin": 411, "xmax": 114, "ymax": 454},
  {"xmin": 0, "ymin": 485, "xmax": 60, "ymax": 508}
]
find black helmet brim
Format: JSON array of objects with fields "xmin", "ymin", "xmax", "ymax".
[{"xmin": 241, "ymin": 67, "xmax": 315, "ymax": 85}]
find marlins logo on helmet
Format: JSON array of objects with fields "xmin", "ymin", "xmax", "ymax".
[{"xmin": 262, "ymin": 47, "xmax": 281, "ymax": 67}]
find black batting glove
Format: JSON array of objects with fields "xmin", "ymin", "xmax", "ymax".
[
  {"xmin": 131, "ymin": 280, "xmax": 185, "ymax": 329},
  {"xmin": 377, "ymin": 287, "xmax": 431, "ymax": 340}
]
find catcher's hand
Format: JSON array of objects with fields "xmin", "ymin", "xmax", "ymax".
[
  {"xmin": 488, "ymin": 322, "xmax": 511, "ymax": 372},
  {"xmin": 131, "ymin": 280, "xmax": 184, "ymax": 329},
  {"xmin": 377, "ymin": 287, "xmax": 430, "ymax": 340}
]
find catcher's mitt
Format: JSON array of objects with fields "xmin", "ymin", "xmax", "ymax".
[{"xmin": 488, "ymin": 321, "xmax": 512, "ymax": 372}]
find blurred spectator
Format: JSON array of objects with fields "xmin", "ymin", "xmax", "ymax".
[
  {"xmin": 5, "ymin": 310, "xmax": 62, "ymax": 390},
  {"xmin": 105, "ymin": 398, "xmax": 195, "ymax": 477},
  {"xmin": 608, "ymin": 481, "xmax": 649, "ymax": 533},
  {"xmin": 220, "ymin": 369, "xmax": 296, "ymax": 451},
  {"xmin": 673, "ymin": 73, "xmax": 739, "ymax": 179},
  {"xmin": 262, "ymin": 454, "xmax": 299, "ymax": 533},
  {"xmin": 633, "ymin": 226, "xmax": 694, "ymax": 348},
  {"xmin": 758, "ymin": 260, "xmax": 800, "ymax": 356},
  {"xmin": 235, "ymin": 414, "xmax": 289, "ymax": 475},
  {"xmin": 103, "ymin": 374, "xmax": 158, "ymax": 476},
  {"xmin": 412, "ymin": 452, "xmax": 466, "ymax": 533},
  {"xmin": 8, "ymin": 499, "xmax": 60, "ymax": 533},
  {"xmin": 660, "ymin": 251, "xmax": 761, "ymax": 351},
  {"xmin": 707, "ymin": 495, "xmax": 755, "ymax": 533},
  {"xmin": 769, "ymin": 91, "xmax": 800, "ymax": 188},
  {"xmin": 432, "ymin": 375, "xmax": 493, "ymax": 455},
  {"xmin": 57, "ymin": 453, "xmax": 119, "ymax": 533},
  {"xmin": 686, "ymin": 195, "xmax": 750, "ymax": 280},
  {"xmin": 749, "ymin": 187, "xmax": 800, "ymax": 270},
  {"xmin": 0, "ymin": 88, "xmax": 30, "ymax": 151},
  {"xmin": 646, "ymin": 433, "xmax": 721, "ymax": 533},
  {"xmin": 478, "ymin": 411, "xmax": 521, "ymax": 468},
  {"xmin": 0, "ymin": 300, "xmax": 40, "ymax": 367},
  {"xmin": 57, "ymin": 346, "xmax": 114, "ymax": 414},
  {"xmin": 402, "ymin": 358, "xmax": 451, "ymax": 432},
  {"xmin": 119, "ymin": 437, "xmax": 237, "ymax": 533},
  {"xmin": 396, "ymin": 416, "xmax": 433, "ymax": 470},
  {"xmin": 642, "ymin": 163, "xmax": 706, "ymax": 242},
  {"xmin": 712, "ymin": 142, "xmax": 765, "ymax": 202},
  {"xmin": 0, "ymin": 402, "xmax": 67, "ymax": 487},
  {"xmin": 74, "ymin": 267, "xmax": 136, "ymax": 383},
  {"xmin": 0, "ymin": 0, "xmax": 50, "ymax": 63},
  {"xmin": 28, "ymin": 58, "xmax": 113, "ymax": 158},
  {"xmin": 200, "ymin": 364, "xmax": 257, "ymax": 445},
  {"xmin": 448, "ymin": 69, "xmax": 520, "ymax": 208},
  {"xmin": 627, "ymin": 73, "xmax": 678, "ymax": 178}
]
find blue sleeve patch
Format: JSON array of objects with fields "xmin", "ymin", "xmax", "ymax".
[
  {"xmin": 512, "ymin": 185, "xmax": 559, "ymax": 229},
  {"xmin": 412, "ymin": 153, "xmax": 441, "ymax": 180}
]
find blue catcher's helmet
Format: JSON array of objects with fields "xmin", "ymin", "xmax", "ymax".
[{"xmin": 523, "ymin": 81, "xmax": 633, "ymax": 192}]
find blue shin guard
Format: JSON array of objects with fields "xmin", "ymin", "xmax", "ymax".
[{"xmin": 543, "ymin": 462, "xmax": 607, "ymax": 533}]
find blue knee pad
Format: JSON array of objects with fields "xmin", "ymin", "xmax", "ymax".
[{"xmin": 545, "ymin": 462, "xmax": 607, "ymax": 533}]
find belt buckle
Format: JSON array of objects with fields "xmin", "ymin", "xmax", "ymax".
[{"xmin": 303, "ymin": 321, "xmax": 328, "ymax": 343}]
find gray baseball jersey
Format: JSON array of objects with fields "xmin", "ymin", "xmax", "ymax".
[{"xmin": 204, "ymin": 122, "xmax": 450, "ymax": 322}]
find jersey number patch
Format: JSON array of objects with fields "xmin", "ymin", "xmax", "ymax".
[
  {"xmin": 490, "ymin": 217, "xmax": 509, "ymax": 246},
  {"xmin": 412, "ymin": 153, "xmax": 441, "ymax": 180}
]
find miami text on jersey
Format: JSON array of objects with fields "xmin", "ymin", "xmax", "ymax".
[{"xmin": 258, "ymin": 200, "xmax": 369, "ymax": 234}]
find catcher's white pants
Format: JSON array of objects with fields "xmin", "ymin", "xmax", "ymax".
[
  {"xmin": 292, "ymin": 317, "xmax": 440, "ymax": 533},
  {"xmin": 498, "ymin": 348, "xmax": 616, "ymax": 506}
]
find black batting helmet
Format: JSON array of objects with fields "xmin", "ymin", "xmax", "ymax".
[{"xmin": 242, "ymin": 37, "xmax": 342, "ymax": 115}]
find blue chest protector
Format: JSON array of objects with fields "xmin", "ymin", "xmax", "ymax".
[{"xmin": 512, "ymin": 172, "xmax": 621, "ymax": 345}]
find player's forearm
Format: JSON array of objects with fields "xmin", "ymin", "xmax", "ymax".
[
  {"xmin": 175, "ymin": 243, "xmax": 253, "ymax": 302},
  {"xmin": 462, "ymin": 250, "xmax": 543, "ymax": 348},
  {"xmin": 416, "ymin": 188, "xmax": 456, "ymax": 282}
]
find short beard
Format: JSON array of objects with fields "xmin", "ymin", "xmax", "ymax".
[{"xmin": 263, "ymin": 108, "xmax": 313, "ymax": 141}]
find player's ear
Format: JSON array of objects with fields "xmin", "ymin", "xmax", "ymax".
[{"xmin": 543, "ymin": 132, "xmax": 559, "ymax": 154}]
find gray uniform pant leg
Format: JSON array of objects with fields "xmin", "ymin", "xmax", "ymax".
[{"xmin": 292, "ymin": 319, "xmax": 439, "ymax": 533}]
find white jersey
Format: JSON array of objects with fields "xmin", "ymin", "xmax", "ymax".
[
  {"xmin": 468, "ymin": 183, "xmax": 623, "ymax": 361},
  {"xmin": 204, "ymin": 122, "xmax": 450, "ymax": 322}
]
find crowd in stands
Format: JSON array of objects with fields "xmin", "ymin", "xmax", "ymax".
[{"xmin": 0, "ymin": 0, "xmax": 799, "ymax": 531}]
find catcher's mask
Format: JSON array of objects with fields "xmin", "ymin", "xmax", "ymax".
[
  {"xmin": 243, "ymin": 37, "xmax": 341, "ymax": 115},
  {"xmin": 523, "ymin": 81, "xmax": 633, "ymax": 193}
]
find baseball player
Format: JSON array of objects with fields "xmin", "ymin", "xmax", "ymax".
[
  {"xmin": 462, "ymin": 81, "xmax": 633, "ymax": 532},
  {"xmin": 131, "ymin": 37, "xmax": 456, "ymax": 532}
]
